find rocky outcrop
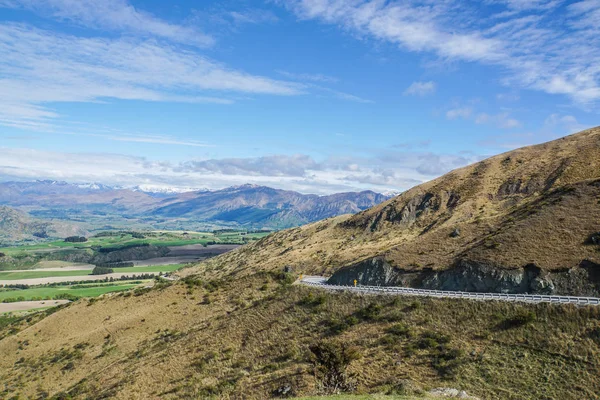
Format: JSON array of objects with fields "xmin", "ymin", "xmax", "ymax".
[{"xmin": 328, "ymin": 257, "xmax": 600, "ymax": 296}]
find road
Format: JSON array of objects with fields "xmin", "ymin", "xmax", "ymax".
[{"xmin": 298, "ymin": 276, "xmax": 600, "ymax": 306}]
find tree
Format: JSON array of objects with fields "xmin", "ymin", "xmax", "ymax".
[{"xmin": 91, "ymin": 266, "xmax": 113, "ymax": 275}]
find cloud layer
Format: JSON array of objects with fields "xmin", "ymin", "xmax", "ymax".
[{"xmin": 0, "ymin": 147, "xmax": 479, "ymax": 194}]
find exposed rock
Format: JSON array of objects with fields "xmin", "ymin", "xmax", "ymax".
[
  {"xmin": 272, "ymin": 383, "xmax": 292, "ymax": 398},
  {"xmin": 587, "ymin": 232, "xmax": 600, "ymax": 245},
  {"xmin": 328, "ymin": 257, "xmax": 600, "ymax": 296},
  {"xmin": 450, "ymin": 228, "xmax": 460, "ymax": 238},
  {"xmin": 429, "ymin": 387, "xmax": 480, "ymax": 399},
  {"xmin": 283, "ymin": 265, "xmax": 294, "ymax": 274}
]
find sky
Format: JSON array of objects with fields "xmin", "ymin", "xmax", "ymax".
[{"xmin": 0, "ymin": 0, "xmax": 598, "ymax": 194}]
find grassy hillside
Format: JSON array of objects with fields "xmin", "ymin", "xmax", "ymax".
[
  {"xmin": 194, "ymin": 127, "xmax": 600, "ymax": 295},
  {"xmin": 0, "ymin": 206, "xmax": 87, "ymax": 246},
  {"xmin": 0, "ymin": 272, "xmax": 598, "ymax": 399}
]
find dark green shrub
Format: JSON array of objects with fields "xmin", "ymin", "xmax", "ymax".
[
  {"xmin": 298, "ymin": 292, "xmax": 326, "ymax": 307},
  {"xmin": 309, "ymin": 341, "xmax": 360, "ymax": 394},
  {"xmin": 497, "ymin": 311, "xmax": 536, "ymax": 330},
  {"xmin": 387, "ymin": 323, "xmax": 413, "ymax": 338}
]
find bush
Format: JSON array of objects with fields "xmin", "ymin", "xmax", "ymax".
[
  {"xmin": 328, "ymin": 315, "xmax": 359, "ymax": 335},
  {"xmin": 387, "ymin": 323, "xmax": 413, "ymax": 338},
  {"xmin": 91, "ymin": 266, "xmax": 113, "ymax": 275},
  {"xmin": 309, "ymin": 341, "xmax": 360, "ymax": 394},
  {"xmin": 269, "ymin": 271, "xmax": 295, "ymax": 286},
  {"xmin": 418, "ymin": 331, "xmax": 450, "ymax": 349},
  {"xmin": 355, "ymin": 303, "xmax": 382, "ymax": 321},
  {"xmin": 497, "ymin": 311, "xmax": 536, "ymax": 330},
  {"xmin": 298, "ymin": 292, "xmax": 326, "ymax": 307}
]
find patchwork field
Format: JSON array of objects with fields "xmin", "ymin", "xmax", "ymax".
[
  {"xmin": 0, "ymin": 264, "xmax": 183, "ymax": 281},
  {"xmin": 0, "ymin": 281, "xmax": 145, "ymax": 302}
]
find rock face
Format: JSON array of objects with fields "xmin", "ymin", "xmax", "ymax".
[{"xmin": 327, "ymin": 256, "xmax": 600, "ymax": 296}]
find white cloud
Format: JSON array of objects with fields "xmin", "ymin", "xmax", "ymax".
[
  {"xmin": 276, "ymin": 70, "xmax": 339, "ymax": 83},
  {"xmin": 475, "ymin": 112, "xmax": 522, "ymax": 128},
  {"xmin": 544, "ymin": 113, "xmax": 588, "ymax": 134},
  {"xmin": 0, "ymin": 23, "xmax": 303, "ymax": 130},
  {"xmin": 0, "ymin": 0, "xmax": 214, "ymax": 47},
  {"xmin": 446, "ymin": 107, "xmax": 473, "ymax": 119},
  {"xmin": 404, "ymin": 81, "xmax": 436, "ymax": 96},
  {"xmin": 282, "ymin": 0, "xmax": 600, "ymax": 105},
  {"xmin": 0, "ymin": 147, "xmax": 479, "ymax": 194}
]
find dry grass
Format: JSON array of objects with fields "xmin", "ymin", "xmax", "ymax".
[
  {"xmin": 1, "ymin": 272, "xmax": 599, "ymax": 399},
  {"xmin": 190, "ymin": 127, "xmax": 600, "ymax": 282}
]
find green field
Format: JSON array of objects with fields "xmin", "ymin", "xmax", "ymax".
[
  {"xmin": 0, "ymin": 281, "xmax": 144, "ymax": 302},
  {"xmin": 0, "ymin": 264, "xmax": 184, "ymax": 280},
  {"xmin": 0, "ymin": 230, "xmax": 270, "ymax": 256}
]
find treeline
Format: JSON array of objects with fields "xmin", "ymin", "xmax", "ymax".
[
  {"xmin": 92, "ymin": 266, "xmax": 113, "ymax": 275},
  {"xmin": 94, "ymin": 262, "xmax": 135, "ymax": 268},
  {"xmin": 97, "ymin": 243, "xmax": 150, "ymax": 253},
  {"xmin": 93, "ymin": 231, "xmax": 146, "ymax": 239},
  {"xmin": 64, "ymin": 236, "xmax": 88, "ymax": 243}
]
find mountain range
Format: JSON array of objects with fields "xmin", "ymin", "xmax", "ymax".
[{"xmin": 0, "ymin": 181, "xmax": 390, "ymax": 230}]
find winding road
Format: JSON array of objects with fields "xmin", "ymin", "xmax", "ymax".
[{"xmin": 298, "ymin": 276, "xmax": 600, "ymax": 306}]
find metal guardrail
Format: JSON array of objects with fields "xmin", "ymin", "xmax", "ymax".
[{"xmin": 299, "ymin": 279, "xmax": 600, "ymax": 306}]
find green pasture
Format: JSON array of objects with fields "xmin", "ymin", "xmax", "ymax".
[
  {"xmin": 0, "ymin": 281, "xmax": 144, "ymax": 302},
  {"xmin": 0, "ymin": 264, "xmax": 184, "ymax": 280}
]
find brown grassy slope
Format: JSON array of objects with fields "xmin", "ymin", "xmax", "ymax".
[
  {"xmin": 191, "ymin": 127, "xmax": 600, "ymax": 281},
  {"xmin": 1, "ymin": 275, "xmax": 599, "ymax": 400}
]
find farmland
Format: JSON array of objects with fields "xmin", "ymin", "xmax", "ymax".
[
  {"xmin": 0, "ymin": 281, "xmax": 143, "ymax": 303},
  {"xmin": 0, "ymin": 229, "xmax": 269, "ymax": 270},
  {"xmin": 0, "ymin": 263, "xmax": 183, "ymax": 280}
]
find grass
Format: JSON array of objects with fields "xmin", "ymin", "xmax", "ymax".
[
  {"xmin": 1, "ymin": 273, "xmax": 599, "ymax": 399},
  {"xmin": 294, "ymin": 396, "xmax": 425, "ymax": 400},
  {"xmin": 0, "ymin": 230, "xmax": 271, "ymax": 256},
  {"xmin": 0, "ymin": 281, "xmax": 144, "ymax": 301},
  {"xmin": 0, "ymin": 264, "xmax": 184, "ymax": 280}
]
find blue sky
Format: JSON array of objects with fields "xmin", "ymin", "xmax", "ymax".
[{"xmin": 0, "ymin": 0, "xmax": 597, "ymax": 194}]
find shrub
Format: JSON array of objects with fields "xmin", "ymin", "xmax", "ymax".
[
  {"xmin": 497, "ymin": 311, "xmax": 536, "ymax": 330},
  {"xmin": 418, "ymin": 331, "xmax": 450, "ymax": 349},
  {"xmin": 309, "ymin": 341, "xmax": 360, "ymax": 394},
  {"xmin": 298, "ymin": 292, "xmax": 326, "ymax": 307},
  {"xmin": 270, "ymin": 271, "xmax": 295, "ymax": 286},
  {"xmin": 387, "ymin": 323, "xmax": 413, "ymax": 338},
  {"xmin": 432, "ymin": 347, "xmax": 466, "ymax": 379},
  {"xmin": 356, "ymin": 303, "xmax": 382, "ymax": 321},
  {"xmin": 328, "ymin": 316, "xmax": 359, "ymax": 335}
]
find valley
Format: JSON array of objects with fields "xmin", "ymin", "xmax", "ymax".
[{"xmin": 0, "ymin": 127, "xmax": 600, "ymax": 399}]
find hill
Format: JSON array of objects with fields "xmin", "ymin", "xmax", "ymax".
[
  {"xmin": 0, "ymin": 181, "xmax": 389, "ymax": 230},
  {"xmin": 197, "ymin": 127, "xmax": 600, "ymax": 296},
  {"xmin": 0, "ymin": 206, "xmax": 86, "ymax": 245}
]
